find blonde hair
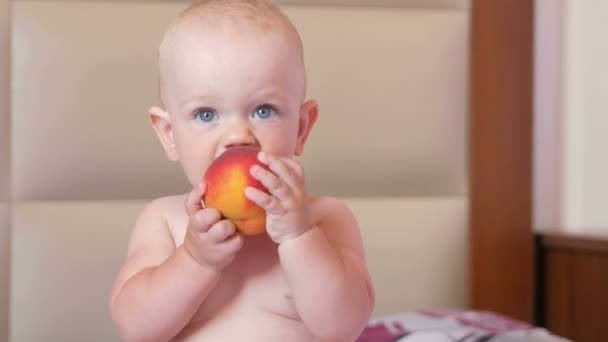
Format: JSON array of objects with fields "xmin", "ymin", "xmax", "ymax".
[{"xmin": 158, "ymin": 0, "xmax": 305, "ymax": 107}]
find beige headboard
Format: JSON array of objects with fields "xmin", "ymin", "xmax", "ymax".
[
  {"xmin": 4, "ymin": 1, "xmax": 470, "ymax": 341},
  {"xmin": 1, "ymin": 0, "xmax": 10, "ymax": 338},
  {"xmin": 10, "ymin": 0, "xmax": 469, "ymax": 200},
  {"xmin": 9, "ymin": 198, "xmax": 467, "ymax": 341}
]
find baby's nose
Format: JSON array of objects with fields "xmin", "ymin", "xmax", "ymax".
[{"xmin": 222, "ymin": 120, "xmax": 257, "ymax": 149}]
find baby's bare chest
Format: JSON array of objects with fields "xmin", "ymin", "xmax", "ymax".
[
  {"xmin": 173, "ymin": 241, "xmax": 312, "ymax": 341},
  {"xmin": 167, "ymin": 204, "xmax": 298, "ymax": 323},
  {"xmin": 190, "ymin": 241, "xmax": 297, "ymax": 323}
]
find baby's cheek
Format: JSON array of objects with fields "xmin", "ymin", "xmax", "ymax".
[
  {"xmin": 265, "ymin": 136, "xmax": 299, "ymax": 157},
  {"xmin": 257, "ymin": 121, "xmax": 299, "ymax": 152},
  {"xmin": 181, "ymin": 155, "xmax": 212, "ymax": 186}
]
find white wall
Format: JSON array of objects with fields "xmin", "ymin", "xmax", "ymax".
[
  {"xmin": 534, "ymin": 0, "xmax": 563, "ymax": 233},
  {"xmin": 565, "ymin": 1, "xmax": 608, "ymax": 229},
  {"xmin": 535, "ymin": 0, "xmax": 608, "ymax": 232}
]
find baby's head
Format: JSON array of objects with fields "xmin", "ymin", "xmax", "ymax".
[{"xmin": 149, "ymin": 0, "xmax": 318, "ymax": 187}]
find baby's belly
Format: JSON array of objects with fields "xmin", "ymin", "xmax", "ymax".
[
  {"xmin": 173, "ymin": 276, "xmax": 317, "ymax": 342},
  {"xmin": 174, "ymin": 307, "xmax": 317, "ymax": 342},
  {"xmin": 173, "ymin": 240, "xmax": 317, "ymax": 341}
]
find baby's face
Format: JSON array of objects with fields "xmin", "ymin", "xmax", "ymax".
[{"xmin": 162, "ymin": 23, "xmax": 309, "ymax": 186}]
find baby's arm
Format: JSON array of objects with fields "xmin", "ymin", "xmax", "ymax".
[
  {"xmin": 110, "ymin": 184, "xmax": 242, "ymax": 341},
  {"xmin": 245, "ymin": 153, "xmax": 374, "ymax": 341},
  {"xmin": 279, "ymin": 198, "xmax": 375, "ymax": 342}
]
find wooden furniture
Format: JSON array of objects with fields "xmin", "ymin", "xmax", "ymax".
[
  {"xmin": 541, "ymin": 231, "xmax": 608, "ymax": 342},
  {"xmin": 469, "ymin": 0, "xmax": 535, "ymax": 323},
  {"xmin": 469, "ymin": 2, "xmax": 608, "ymax": 340}
]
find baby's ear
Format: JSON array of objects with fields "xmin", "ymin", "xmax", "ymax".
[
  {"xmin": 149, "ymin": 106, "xmax": 179, "ymax": 161},
  {"xmin": 295, "ymin": 99, "xmax": 319, "ymax": 156}
]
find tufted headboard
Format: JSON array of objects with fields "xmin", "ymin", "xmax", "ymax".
[{"xmin": 3, "ymin": 1, "xmax": 470, "ymax": 340}]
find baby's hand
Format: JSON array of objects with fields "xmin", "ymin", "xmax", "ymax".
[
  {"xmin": 245, "ymin": 152, "xmax": 312, "ymax": 244},
  {"xmin": 183, "ymin": 183, "xmax": 244, "ymax": 272}
]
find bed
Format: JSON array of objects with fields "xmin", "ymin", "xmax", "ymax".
[{"xmin": 358, "ymin": 309, "xmax": 570, "ymax": 341}]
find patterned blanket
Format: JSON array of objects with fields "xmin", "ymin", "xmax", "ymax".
[{"xmin": 357, "ymin": 309, "xmax": 571, "ymax": 342}]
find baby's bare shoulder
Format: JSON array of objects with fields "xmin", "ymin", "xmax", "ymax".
[
  {"xmin": 145, "ymin": 194, "xmax": 188, "ymax": 215},
  {"xmin": 125, "ymin": 194, "xmax": 187, "ymax": 253},
  {"xmin": 132, "ymin": 195, "xmax": 184, "ymax": 227},
  {"xmin": 310, "ymin": 196, "xmax": 355, "ymax": 222},
  {"xmin": 110, "ymin": 195, "xmax": 188, "ymax": 307},
  {"xmin": 311, "ymin": 196, "xmax": 365, "ymax": 256},
  {"xmin": 158, "ymin": 193, "xmax": 189, "ymax": 221}
]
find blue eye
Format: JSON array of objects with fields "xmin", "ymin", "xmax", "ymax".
[
  {"xmin": 195, "ymin": 109, "xmax": 217, "ymax": 122},
  {"xmin": 253, "ymin": 105, "xmax": 277, "ymax": 120}
]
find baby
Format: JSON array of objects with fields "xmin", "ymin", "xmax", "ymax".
[{"xmin": 110, "ymin": 1, "xmax": 374, "ymax": 341}]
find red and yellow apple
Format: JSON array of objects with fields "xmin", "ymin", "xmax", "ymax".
[{"xmin": 203, "ymin": 146, "xmax": 269, "ymax": 235}]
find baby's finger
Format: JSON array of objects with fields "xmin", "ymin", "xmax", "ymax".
[
  {"xmin": 223, "ymin": 233, "xmax": 244, "ymax": 253},
  {"xmin": 207, "ymin": 219, "xmax": 236, "ymax": 243},
  {"xmin": 250, "ymin": 165, "xmax": 291, "ymax": 201},
  {"xmin": 259, "ymin": 152, "xmax": 304, "ymax": 188},
  {"xmin": 282, "ymin": 158, "xmax": 305, "ymax": 181},
  {"xmin": 185, "ymin": 182, "xmax": 207, "ymax": 217},
  {"xmin": 266, "ymin": 157, "xmax": 301, "ymax": 189},
  {"xmin": 245, "ymin": 186, "xmax": 286, "ymax": 215},
  {"xmin": 190, "ymin": 208, "xmax": 221, "ymax": 233}
]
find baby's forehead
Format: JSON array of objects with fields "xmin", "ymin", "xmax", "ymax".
[
  {"xmin": 158, "ymin": 1, "xmax": 306, "ymax": 106},
  {"xmin": 160, "ymin": 6, "xmax": 303, "ymax": 70},
  {"xmin": 162, "ymin": 19, "xmax": 303, "ymax": 81}
]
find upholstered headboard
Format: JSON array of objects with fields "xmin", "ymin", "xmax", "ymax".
[
  {"xmin": 10, "ymin": 0, "xmax": 468, "ymax": 200},
  {"xmin": 1, "ymin": 0, "xmax": 11, "ymax": 338},
  {"xmin": 3, "ymin": 1, "xmax": 470, "ymax": 340},
  {"xmin": 9, "ymin": 198, "xmax": 467, "ymax": 341}
]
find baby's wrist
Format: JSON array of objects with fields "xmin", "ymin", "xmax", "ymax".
[
  {"xmin": 274, "ymin": 223, "xmax": 315, "ymax": 245},
  {"xmin": 181, "ymin": 243, "xmax": 222, "ymax": 275}
]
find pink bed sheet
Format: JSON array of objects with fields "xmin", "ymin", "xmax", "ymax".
[{"xmin": 357, "ymin": 309, "xmax": 570, "ymax": 342}]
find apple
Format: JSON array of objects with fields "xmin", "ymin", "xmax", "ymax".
[{"xmin": 203, "ymin": 146, "xmax": 269, "ymax": 235}]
